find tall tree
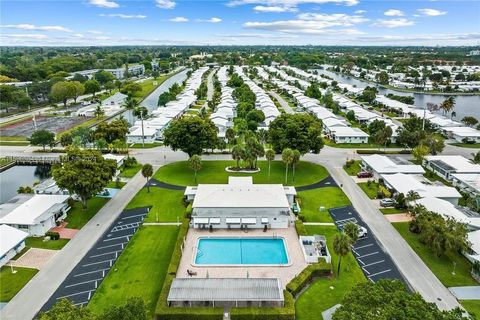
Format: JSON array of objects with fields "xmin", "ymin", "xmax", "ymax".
[
  {"xmin": 84, "ymin": 79, "xmax": 101, "ymax": 97},
  {"xmin": 282, "ymin": 148, "xmax": 294, "ymax": 184},
  {"xmin": 50, "ymin": 81, "xmax": 73, "ymax": 107},
  {"xmin": 133, "ymin": 106, "xmax": 149, "ymax": 147},
  {"xmin": 333, "ymin": 232, "xmax": 350, "ymax": 277},
  {"xmin": 265, "ymin": 149, "xmax": 275, "ymax": 181},
  {"xmin": 343, "ymin": 222, "xmax": 359, "ymax": 245},
  {"xmin": 30, "ymin": 129, "xmax": 55, "ymax": 150},
  {"xmin": 461, "ymin": 116, "xmax": 478, "ymax": 127},
  {"xmin": 412, "ymin": 144, "xmax": 429, "ymax": 162},
  {"xmin": 69, "ymin": 81, "xmax": 85, "ymax": 103},
  {"xmin": 231, "ymin": 144, "xmax": 244, "ymax": 169},
  {"xmin": 52, "ymin": 147, "xmax": 117, "ymax": 209},
  {"xmin": 141, "ymin": 163, "xmax": 153, "ymax": 193},
  {"xmin": 188, "ymin": 155, "xmax": 202, "ymax": 183},
  {"xmin": 291, "ymin": 149, "xmax": 301, "ymax": 182}
]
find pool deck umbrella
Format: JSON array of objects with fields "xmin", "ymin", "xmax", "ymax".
[{"xmin": 167, "ymin": 278, "xmax": 284, "ymax": 307}]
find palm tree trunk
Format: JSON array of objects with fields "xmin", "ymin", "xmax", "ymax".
[
  {"xmin": 285, "ymin": 164, "xmax": 288, "ymax": 184},
  {"xmin": 337, "ymin": 256, "xmax": 342, "ymax": 277},
  {"xmin": 194, "ymin": 170, "xmax": 197, "ymax": 183},
  {"xmin": 293, "ymin": 164, "xmax": 296, "ymax": 182},
  {"xmin": 147, "ymin": 177, "xmax": 150, "ymax": 193},
  {"xmin": 268, "ymin": 162, "xmax": 271, "ymax": 181}
]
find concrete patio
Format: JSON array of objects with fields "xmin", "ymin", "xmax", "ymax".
[{"xmin": 7, "ymin": 248, "xmax": 58, "ymax": 270}]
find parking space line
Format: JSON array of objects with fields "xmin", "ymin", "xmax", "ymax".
[
  {"xmin": 103, "ymin": 234, "xmax": 130, "ymax": 242},
  {"xmin": 368, "ymin": 269, "xmax": 392, "ymax": 278},
  {"xmin": 121, "ymin": 213, "xmax": 146, "ymax": 220},
  {"xmin": 74, "ymin": 268, "xmax": 110, "ymax": 277},
  {"xmin": 56, "ymin": 289, "xmax": 92, "ymax": 300},
  {"xmin": 357, "ymin": 251, "xmax": 379, "ymax": 258},
  {"xmin": 96, "ymin": 242, "xmax": 126, "ymax": 250},
  {"xmin": 82, "ymin": 259, "xmax": 112, "ymax": 268},
  {"xmin": 90, "ymin": 250, "xmax": 121, "ymax": 258},
  {"xmin": 353, "ymin": 243, "xmax": 374, "ymax": 250},
  {"xmin": 65, "ymin": 278, "xmax": 102, "ymax": 288},
  {"xmin": 362, "ymin": 260, "xmax": 385, "ymax": 268},
  {"xmin": 73, "ymin": 301, "xmax": 88, "ymax": 307}
]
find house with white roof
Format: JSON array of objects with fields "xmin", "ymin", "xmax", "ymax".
[
  {"xmin": 442, "ymin": 126, "xmax": 480, "ymax": 143},
  {"xmin": 382, "ymin": 173, "xmax": 461, "ymax": 205},
  {"xmin": 102, "ymin": 92, "xmax": 128, "ymax": 107},
  {"xmin": 184, "ymin": 177, "xmax": 296, "ymax": 229},
  {"xmin": 451, "ymin": 173, "xmax": 480, "ymax": 195},
  {"xmin": 0, "ymin": 225, "xmax": 29, "ymax": 268},
  {"xmin": 465, "ymin": 230, "xmax": 480, "ymax": 264},
  {"xmin": 127, "ymin": 126, "xmax": 158, "ymax": 144},
  {"xmin": 0, "ymin": 195, "xmax": 70, "ymax": 236},
  {"xmin": 329, "ymin": 126, "xmax": 369, "ymax": 144},
  {"xmin": 360, "ymin": 154, "xmax": 425, "ymax": 180},
  {"xmin": 423, "ymin": 155, "xmax": 480, "ymax": 180}
]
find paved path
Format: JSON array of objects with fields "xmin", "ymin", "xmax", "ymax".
[
  {"xmin": 449, "ymin": 286, "xmax": 480, "ymax": 300},
  {"xmin": 147, "ymin": 178, "xmax": 186, "ymax": 190},
  {"xmin": 268, "ymin": 90, "xmax": 295, "ymax": 114},
  {"xmin": 318, "ymin": 161, "xmax": 461, "ymax": 311},
  {"xmin": 7, "ymin": 248, "xmax": 57, "ymax": 270},
  {"xmin": 206, "ymin": 68, "xmax": 216, "ymax": 101},
  {"xmin": 0, "ymin": 170, "xmax": 147, "ymax": 320},
  {"xmin": 296, "ymin": 176, "xmax": 338, "ymax": 191}
]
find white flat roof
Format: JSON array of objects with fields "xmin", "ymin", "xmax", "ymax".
[
  {"xmin": 426, "ymin": 155, "xmax": 480, "ymax": 174},
  {"xmin": 0, "ymin": 195, "xmax": 69, "ymax": 225},
  {"xmin": 362, "ymin": 154, "xmax": 425, "ymax": 174},
  {"xmin": 383, "ymin": 173, "xmax": 461, "ymax": 199},
  {"xmin": 451, "ymin": 173, "xmax": 480, "ymax": 192},
  {"xmin": 0, "ymin": 224, "xmax": 28, "ymax": 258},
  {"xmin": 468, "ymin": 230, "xmax": 480, "ymax": 254},
  {"xmin": 414, "ymin": 197, "xmax": 480, "ymax": 229}
]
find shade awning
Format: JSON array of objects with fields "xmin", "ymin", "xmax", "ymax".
[
  {"xmin": 209, "ymin": 218, "xmax": 221, "ymax": 224},
  {"xmin": 226, "ymin": 218, "xmax": 241, "ymax": 224},
  {"xmin": 261, "ymin": 218, "xmax": 269, "ymax": 224},
  {"xmin": 193, "ymin": 217, "xmax": 209, "ymax": 224},
  {"xmin": 241, "ymin": 218, "xmax": 257, "ymax": 225}
]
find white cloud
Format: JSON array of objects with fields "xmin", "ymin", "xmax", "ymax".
[
  {"xmin": 169, "ymin": 16, "xmax": 189, "ymax": 22},
  {"xmin": 253, "ymin": 5, "xmax": 297, "ymax": 12},
  {"xmin": 3, "ymin": 34, "xmax": 48, "ymax": 39},
  {"xmin": 417, "ymin": 8, "xmax": 447, "ymax": 16},
  {"xmin": 0, "ymin": 24, "xmax": 72, "ymax": 32},
  {"xmin": 207, "ymin": 17, "xmax": 222, "ymax": 23},
  {"xmin": 156, "ymin": 0, "xmax": 176, "ymax": 9},
  {"xmin": 384, "ymin": 9, "xmax": 404, "ymax": 16},
  {"xmin": 372, "ymin": 18, "xmax": 414, "ymax": 28},
  {"xmin": 354, "ymin": 10, "xmax": 366, "ymax": 14},
  {"xmin": 228, "ymin": 0, "xmax": 359, "ymax": 10},
  {"xmin": 216, "ymin": 33, "xmax": 299, "ymax": 38},
  {"xmin": 88, "ymin": 0, "xmax": 119, "ymax": 8},
  {"xmin": 87, "ymin": 30, "xmax": 103, "ymax": 34},
  {"xmin": 99, "ymin": 13, "xmax": 147, "ymax": 19}
]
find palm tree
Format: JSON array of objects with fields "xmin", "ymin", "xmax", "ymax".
[
  {"xmin": 231, "ymin": 145, "xmax": 243, "ymax": 169},
  {"xmin": 265, "ymin": 149, "xmax": 275, "ymax": 181},
  {"xmin": 343, "ymin": 222, "xmax": 359, "ymax": 245},
  {"xmin": 188, "ymin": 155, "xmax": 202, "ymax": 184},
  {"xmin": 225, "ymin": 128, "xmax": 235, "ymax": 146},
  {"xmin": 333, "ymin": 232, "xmax": 351, "ymax": 277},
  {"xmin": 291, "ymin": 150, "xmax": 301, "ymax": 182},
  {"xmin": 282, "ymin": 148, "xmax": 294, "ymax": 184},
  {"xmin": 94, "ymin": 105, "xmax": 104, "ymax": 118},
  {"xmin": 440, "ymin": 96, "xmax": 455, "ymax": 116},
  {"xmin": 123, "ymin": 96, "xmax": 139, "ymax": 110},
  {"xmin": 141, "ymin": 163, "xmax": 154, "ymax": 193},
  {"xmin": 133, "ymin": 106, "xmax": 149, "ymax": 148}
]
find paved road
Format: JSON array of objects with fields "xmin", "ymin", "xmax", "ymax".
[
  {"xmin": 268, "ymin": 90, "xmax": 295, "ymax": 114},
  {"xmin": 449, "ymin": 286, "xmax": 480, "ymax": 300},
  {"xmin": 314, "ymin": 159, "xmax": 461, "ymax": 311},
  {"xmin": 206, "ymin": 68, "xmax": 216, "ymax": 102},
  {"xmin": 0, "ymin": 170, "xmax": 148, "ymax": 320}
]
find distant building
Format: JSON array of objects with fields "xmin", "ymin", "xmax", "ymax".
[
  {"xmin": 184, "ymin": 177, "xmax": 296, "ymax": 229},
  {"xmin": 467, "ymin": 50, "xmax": 480, "ymax": 56},
  {"xmin": 0, "ymin": 224, "xmax": 29, "ymax": 268}
]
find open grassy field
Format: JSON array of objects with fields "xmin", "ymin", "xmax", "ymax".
[
  {"xmin": 295, "ymin": 225, "xmax": 366, "ymax": 320},
  {"xmin": 461, "ymin": 300, "xmax": 480, "ymax": 318},
  {"xmin": 88, "ymin": 225, "xmax": 179, "ymax": 317},
  {"xmin": 342, "ymin": 160, "xmax": 361, "ymax": 176},
  {"xmin": 297, "ymin": 188, "xmax": 350, "ymax": 222},
  {"xmin": 393, "ymin": 222, "xmax": 476, "ymax": 287},
  {"xmin": 153, "ymin": 160, "xmax": 329, "ymax": 187},
  {"xmin": 64, "ymin": 197, "xmax": 109, "ymax": 229},
  {"xmin": 126, "ymin": 187, "xmax": 185, "ymax": 222},
  {"xmin": 129, "ymin": 142, "xmax": 163, "ymax": 149},
  {"xmin": 25, "ymin": 237, "xmax": 70, "ymax": 250},
  {"xmin": 0, "ymin": 266, "xmax": 39, "ymax": 302},
  {"xmin": 119, "ymin": 163, "xmax": 143, "ymax": 178}
]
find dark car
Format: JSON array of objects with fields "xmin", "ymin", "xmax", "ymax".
[{"xmin": 357, "ymin": 171, "xmax": 373, "ymax": 178}]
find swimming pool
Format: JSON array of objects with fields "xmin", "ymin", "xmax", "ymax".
[{"xmin": 194, "ymin": 237, "xmax": 289, "ymax": 266}]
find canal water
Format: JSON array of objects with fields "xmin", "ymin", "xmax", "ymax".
[
  {"xmin": 315, "ymin": 69, "xmax": 480, "ymax": 120},
  {"xmin": 0, "ymin": 165, "xmax": 51, "ymax": 203}
]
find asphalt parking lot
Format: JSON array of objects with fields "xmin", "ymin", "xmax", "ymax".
[
  {"xmin": 40, "ymin": 207, "xmax": 149, "ymax": 312},
  {"xmin": 329, "ymin": 206, "xmax": 404, "ymax": 284}
]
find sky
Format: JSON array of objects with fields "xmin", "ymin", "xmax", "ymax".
[{"xmin": 0, "ymin": 0, "xmax": 479, "ymax": 46}]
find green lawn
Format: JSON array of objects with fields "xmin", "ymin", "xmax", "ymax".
[
  {"xmin": 88, "ymin": 225, "xmax": 179, "ymax": 317},
  {"xmin": 461, "ymin": 300, "xmax": 480, "ymax": 318},
  {"xmin": 119, "ymin": 164, "xmax": 143, "ymax": 178},
  {"xmin": 449, "ymin": 143, "xmax": 480, "ymax": 149},
  {"xmin": 297, "ymin": 188, "xmax": 350, "ymax": 222},
  {"xmin": 106, "ymin": 181, "xmax": 126, "ymax": 189},
  {"xmin": 393, "ymin": 222, "xmax": 476, "ymax": 287},
  {"xmin": 357, "ymin": 181, "xmax": 379, "ymax": 199},
  {"xmin": 0, "ymin": 141, "xmax": 30, "ymax": 146},
  {"xmin": 153, "ymin": 160, "xmax": 329, "ymax": 187},
  {"xmin": 126, "ymin": 187, "xmax": 185, "ymax": 222},
  {"xmin": 129, "ymin": 142, "xmax": 163, "ymax": 149},
  {"xmin": 0, "ymin": 266, "xmax": 39, "ymax": 302},
  {"xmin": 380, "ymin": 208, "xmax": 406, "ymax": 214},
  {"xmin": 64, "ymin": 197, "xmax": 109, "ymax": 229},
  {"xmin": 296, "ymin": 225, "xmax": 366, "ymax": 320},
  {"xmin": 342, "ymin": 160, "xmax": 361, "ymax": 176},
  {"xmin": 25, "ymin": 237, "xmax": 70, "ymax": 250}
]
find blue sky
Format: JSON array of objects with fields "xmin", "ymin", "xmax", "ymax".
[{"xmin": 0, "ymin": 0, "xmax": 479, "ymax": 46}]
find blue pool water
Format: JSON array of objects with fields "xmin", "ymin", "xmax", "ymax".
[{"xmin": 195, "ymin": 238, "xmax": 289, "ymax": 265}]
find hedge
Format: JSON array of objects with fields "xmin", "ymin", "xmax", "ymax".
[
  {"xmin": 294, "ymin": 220, "xmax": 307, "ymax": 236},
  {"xmin": 356, "ymin": 149, "xmax": 411, "ymax": 154},
  {"xmin": 286, "ymin": 261, "xmax": 332, "ymax": 297},
  {"xmin": 185, "ymin": 203, "xmax": 192, "ymax": 219},
  {"xmin": 45, "ymin": 231, "xmax": 60, "ymax": 240},
  {"xmin": 230, "ymin": 291, "xmax": 295, "ymax": 320}
]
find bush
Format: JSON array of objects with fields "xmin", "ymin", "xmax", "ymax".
[
  {"xmin": 286, "ymin": 262, "xmax": 332, "ymax": 297},
  {"xmin": 123, "ymin": 156, "xmax": 138, "ymax": 168},
  {"xmin": 45, "ymin": 231, "xmax": 60, "ymax": 240},
  {"xmin": 295, "ymin": 220, "xmax": 307, "ymax": 236},
  {"xmin": 185, "ymin": 203, "xmax": 192, "ymax": 219}
]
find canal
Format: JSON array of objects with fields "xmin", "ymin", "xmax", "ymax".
[{"xmin": 0, "ymin": 165, "xmax": 51, "ymax": 203}]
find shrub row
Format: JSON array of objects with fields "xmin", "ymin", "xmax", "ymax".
[
  {"xmin": 45, "ymin": 231, "xmax": 60, "ymax": 240},
  {"xmin": 185, "ymin": 203, "xmax": 192, "ymax": 219},
  {"xmin": 356, "ymin": 149, "xmax": 411, "ymax": 155},
  {"xmin": 286, "ymin": 261, "xmax": 332, "ymax": 297},
  {"xmin": 230, "ymin": 291, "xmax": 295, "ymax": 320},
  {"xmin": 294, "ymin": 220, "xmax": 307, "ymax": 236}
]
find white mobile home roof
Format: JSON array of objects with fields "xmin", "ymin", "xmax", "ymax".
[
  {"xmin": 383, "ymin": 173, "xmax": 461, "ymax": 199},
  {"xmin": 426, "ymin": 155, "xmax": 480, "ymax": 173},
  {"xmin": 362, "ymin": 154, "xmax": 425, "ymax": 175},
  {"xmin": 0, "ymin": 224, "xmax": 28, "ymax": 258},
  {"xmin": 451, "ymin": 173, "xmax": 480, "ymax": 193},
  {"xmin": 0, "ymin": 195, "xmax": 69, "ymax": 225},
  {"xmin": 414, "ymin": 197, "xmax": 480, "ymax": 229},
  {"xmin": 468, "ymin": 230, "xmax": 480, "ymax": 255}
]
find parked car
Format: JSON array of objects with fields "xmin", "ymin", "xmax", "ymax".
[
  {"xmin": 357, "ymin": 171, "xmax": 373, "ymax": 178},
  {"xmin": 358, "ymin": 226, "xmax": 368, "ymax": 238},
  {"xmin": 380, "ymin": 198, "xmax": 396, "ymax": 207}
]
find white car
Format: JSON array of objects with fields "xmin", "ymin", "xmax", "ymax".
[{"xmin": 358, "ymin": 226, "xmax": 368, "ymax": 238}]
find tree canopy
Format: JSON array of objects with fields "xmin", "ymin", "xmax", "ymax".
[{"xmin": 29, "ymin": 129, "xmax": 55, "ymax": 150}]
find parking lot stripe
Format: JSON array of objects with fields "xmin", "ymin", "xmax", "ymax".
[
  {"xmin": 73, "ymin": 301, "xmax": 88, "ymax": 307},
  {"xmin": 353, "ymin": 243, "xmax": 374, "ymax": 250},
  {"xmin": 357, "ymin": 251, "xmax": 379, "ymax": 258},
  {"xmin": 122, "ymin": 213, "xmax": 146, "ymax": 220},
  {"xmin": 82, "ymin": 259, "xmax": 112, "ymax": 268},
  {"xmin": 57, "ymin": 290, "xmax": 92, "ymax": 300},
  {"xmin": 96, "ymin": 242, "xmax": 127, "ymax": 250},
  {"xmin": 368, "ymin": 269, "xmax": 392, "ymax": 278},
  {"xmin": 103, "ymin": 234, "xmax": 130, "ymax": 242},
  {"xmin": 74, "ymin": 268, "xmax": 110, "ymax": 277},
  {"xmin": 90, "ymin": 250, "xmax": 121, "ymax": 258},
  {"xmin": 65, "ymin": 278, "xmax": 102, "ymax": 288},
  {"xmin": 362, "ymin": 260, "xmax": 385, "ymax": 268}
]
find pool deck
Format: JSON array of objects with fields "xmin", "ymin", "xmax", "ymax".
[{"xmin": 177, "ymin": 226, "xmax": 308, "ymax": 288}]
